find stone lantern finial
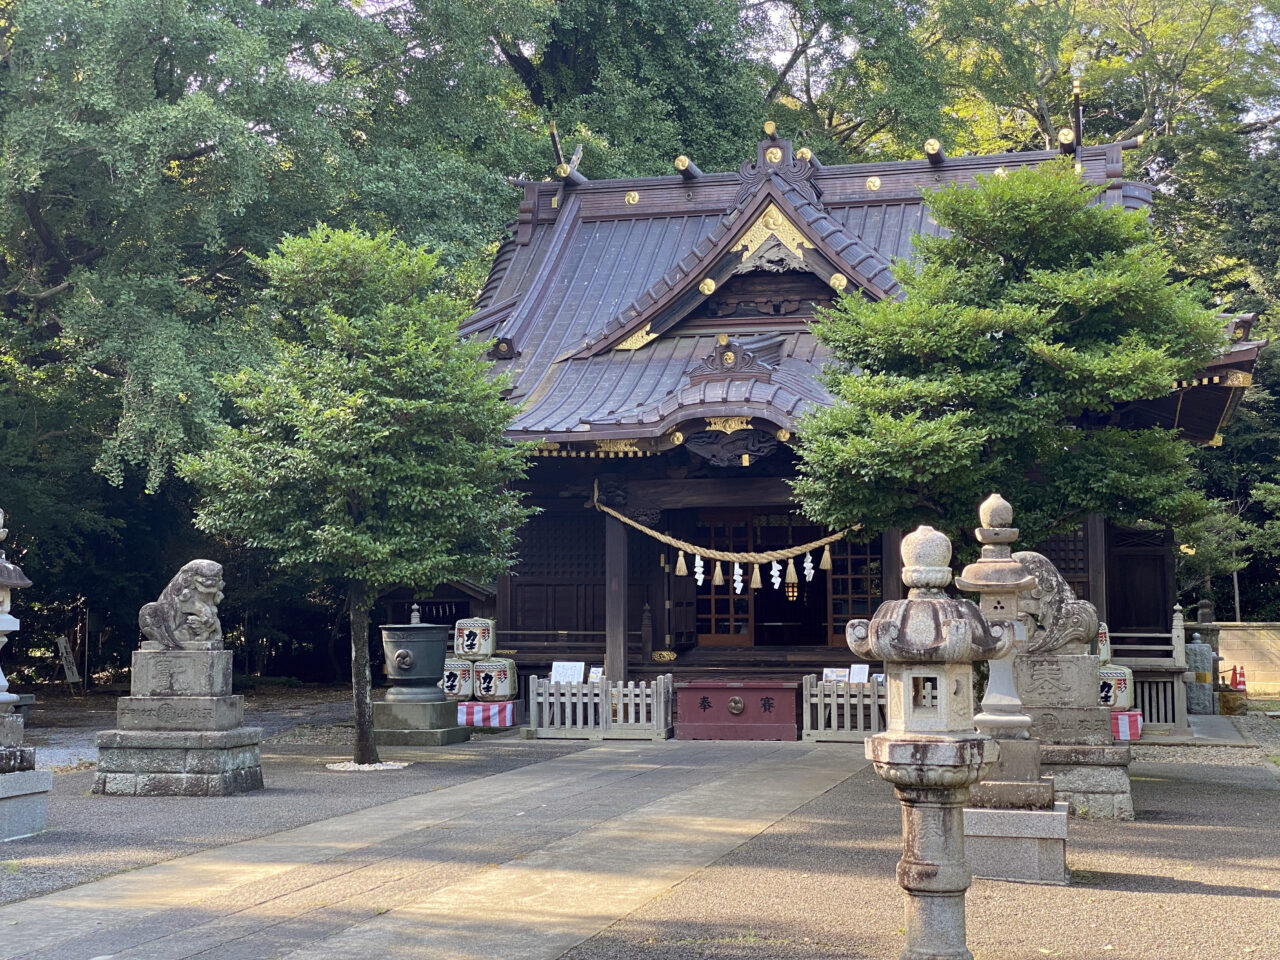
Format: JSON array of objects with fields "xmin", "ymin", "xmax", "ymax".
[
  {"xmin": 901, "ymin": 525, "xmax": 953, "ymax": 593},
  {"xmin": 978, "ymin": 492, "xmax": 1014, "ymax": 530}
]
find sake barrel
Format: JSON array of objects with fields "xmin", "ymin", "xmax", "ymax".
[
  {"xmin": 454, "ymin": 618, "xmax": 496, "ymax": 661},
  {"xmin": 473, "ymin": 657, "xmax": 517, "ymax": 701},
  {"xmin": 439, "ymin": 659, "xmax": 474, "ymax": 701}
]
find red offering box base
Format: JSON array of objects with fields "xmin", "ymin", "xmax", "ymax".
[
  {"xmin": 1111, "ymin": 710, "xmax": 1143, "ymax": 741},
  {"xmin": 676, "ymin": 681, "xmax": 799, "ymax": 741},
  {"xmin": 458, "ymin": 700, "xmax": 516, "ymax": 728}
]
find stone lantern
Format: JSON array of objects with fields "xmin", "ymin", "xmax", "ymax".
[
  {"xmin": 958, "ymin": 494, "xmax": 1066, "ymax": 886},
  {"xmin": 848, "ymin": 524, "xmax": 1011, "ymax": 960},
  {"xmin": 0, "ymin": 509, "xmax": 50, "ymax": 840},
  {"xmin": 0, "ymin": 512, "xmax": 33, "ymax": 713}
]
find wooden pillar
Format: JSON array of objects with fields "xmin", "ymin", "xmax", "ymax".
[
  {"xmin": 1086, "ymin": 514, "xmax": 1108, "ymax": 623},
  {"xmin": 605, "ymin": 514, "xmax": 629, "ymax": 682},
  {"xmin": 882, "ymin": 529, "xmax": 904, "ymax": 601}
]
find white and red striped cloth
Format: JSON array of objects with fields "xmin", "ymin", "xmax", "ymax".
[
  {"xmin": 457, "ymin": 701, "xmax": 516, "ymax": 728},
  {"xmin": 1111, "ymin": 710, "xmax": 1143, "ymax": 741}
]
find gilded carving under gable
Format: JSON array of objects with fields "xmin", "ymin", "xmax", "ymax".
[
  {"xmin": 706, "ymin": 416, "xmax": 752, "ymax": 435},
  {"xmin": 595, "ymin": 438, "xmax": 642, "ymax": 454},
  {"xmin": 734, "ymin": 204, "xmax": 813, "ymax": 263}
]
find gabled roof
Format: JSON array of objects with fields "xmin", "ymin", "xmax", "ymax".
[
  {"xmin": 568, "ymin": 177, "xmax": 900, "ymax": 358},
  {"xmin": 466, "ymin": 137, "xmax": 1161, "ymax": 448}
]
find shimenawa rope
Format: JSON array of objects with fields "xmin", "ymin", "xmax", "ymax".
[{"xmin": 590, "ymin": 480, "xmax": 853, "ymax": 564}]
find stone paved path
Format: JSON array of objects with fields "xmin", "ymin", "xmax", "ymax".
[{"xmin": 2, "ymin": 741, "xmax": 858, "ymax": 960}]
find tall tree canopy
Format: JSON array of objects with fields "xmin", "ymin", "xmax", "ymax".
[
  {"xmin": 6, "ymin": 0, "xmax": 1280, "ymax": 660},
  {"xmin": 180, "ymin": 227, "xmax": 532, "ymax": 760},
  {"xmin": 794, "ymin": 161, "xmax": 1225, "ymax": 546}
]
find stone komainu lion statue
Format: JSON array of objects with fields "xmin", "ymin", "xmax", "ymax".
[
  {"xmin": 1012, "ymin": 550, "xmax": 1099, "ymax": 656},
  {"xmin": 139, "ymin": 559, "xmax": 225, "ymax": 650}
]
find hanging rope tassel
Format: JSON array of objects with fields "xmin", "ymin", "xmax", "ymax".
[
  {"xmin": 785, "ymin": 557, "xmax": 798, "ymax": 585},
  {"xmin": 750, "ymin": 563, "xmax": 762, "ymax": 590},
  {"xmin": 675, "ymin": 550, "xmax": 688, "ymax": 577},
  {"xmin": 712, "ymin": 561, "xmax": 725, "ymax": 586},
  {"xmin": 820, "ymin": 544, "xmax": 832, "ymax": 571}
]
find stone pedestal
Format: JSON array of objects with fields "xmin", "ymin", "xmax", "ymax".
[
  {"xmin": 93, "ymin": 648, "xmax": 262, "ymax": 796},
  {"xmin": 1016, "ymin": 652, "xmax": 1133, "ymax": 819},
  {"xmin": 0, "ymin": 713, "xmax": 49, "ymax": 839},
  {"xmin": 964, "ymin": 802, "xmax": 1069, "ymax": 884},
  {"xmin": 1039, "ymin": 744, "xmax": 1133, "ymax": 820},
  {"xmin": 1185, "ymin": 640, "xmax": 1215, "ymax": 715},
  {"xmin": 968, "ymin": 737, "xmax": 1055, "ymax": 809},
  {"xmin": 373, "ymin": 700, "xmax": 469, "ymax": 747},
  {"xmin": 1016, "ymin": 654, "xmax": 1113, "ymax": 744}
]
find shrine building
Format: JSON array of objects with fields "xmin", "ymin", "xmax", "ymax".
[{"xmin": 439, "ymin": 129, "xmax": 1263, "ymax": 682}]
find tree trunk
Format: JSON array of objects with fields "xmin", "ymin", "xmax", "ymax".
[{"xmin": 348, "ymin": 584, "xmax": 380, "ymax": 765}]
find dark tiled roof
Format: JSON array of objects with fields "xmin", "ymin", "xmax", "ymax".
[{"xmin": 468, "ymin": 140, "xmax": 1153, "ymax": 442}]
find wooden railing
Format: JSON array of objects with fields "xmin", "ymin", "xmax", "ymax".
[
  {"xmin": 800, "ymin": 675, "xmax": 887, "ymax": 742},
  {"xmin": 1109, "ymin": 605, "xmax": 1190, "ymax": 732},
  {"xmin": 527, "ymin": 675, "xmax": 674, "ymax": 741}
]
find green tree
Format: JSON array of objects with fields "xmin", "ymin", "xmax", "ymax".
[
  {"xmin": 180, "ymin": 228, "xmax": 533, "ymax": 763},
  {"xmin": 794, "ymin": 160, "xmax": 1224, "ymax": 546},
  {"xmin": 0, "ymin": 0, "xmax": 394, "ymax": 489}
]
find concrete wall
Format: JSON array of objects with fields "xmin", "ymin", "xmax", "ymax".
[{"xmin": 1217, "ymin": 623, "xmax": 1280, "ymax": 696}]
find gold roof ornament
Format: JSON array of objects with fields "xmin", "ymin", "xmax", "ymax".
[
  {"xmin": 829, "ymin": 273, "xmax": 848, "ymax": 292},
  {"xmin": 865, "ymin": 176, "xmax": 881, "ymax": 191},
  {"xmin": 763, "ymin": 120, "xmax": 777, "ymax": 136},
  {"xmin": 674, "ymin": 155, "xmax": 690, "ymax": 171},
  {"xmin": 595, "ymin": 438, "xmax": 642, "ymax": 455},
  {"xmin": 699, "ymin": 277, "xmax": 716, "ymax": 295},
  {"xmin": 706, "ymin": 416, "xmax": 751, "ymax": 434},
  {"xmin": 734, "ymin": 203, "xmax": 813, "ymax": 262},
  {"xmin": 615, "ymin": 323, "xmax": 658, "ymax": 351},
  {"xmin": 624, "ymin": 191, "xmax": 639, "ymax": 205},
  {"xmin": 796, "ymin": 147, "xmax": 813, "ymax": 161},
  {"xmin": 765, "ymin": 146, "xmax": 783, "ymax": 164}
]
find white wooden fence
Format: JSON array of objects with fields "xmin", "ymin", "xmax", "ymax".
[
  {"xmin": 801, "ymin": 674, "xmax": 887, "ymax": 742},
  {"xmin": 528, "ymin": 674, "xmax": 674, "ymax": 741}
]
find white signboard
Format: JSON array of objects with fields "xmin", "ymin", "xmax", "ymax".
[
  {"xmin": 55, "ymin": 635, "xmax": 81, "ymax": 683},
  {"xmin": 822, "ymin": 667, "xmax": 850, "ymax": 684},
  {"xmin": 849, "ymin": 664, "xmax": 870, "ymax": 684},
  {"xmin": 550, "ymin": 661, "xmax": 586, "ymax": 684},
  {"xmin": 586, "ymin": 665, "xmax": 605, "ymax": 683},
  {"xmin": 872, "ymin": 673, "xmax": 886, "ymax": 685}
]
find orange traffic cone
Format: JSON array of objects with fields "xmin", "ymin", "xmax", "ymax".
[
  {"xmin": 1235, "ymin": 665, "xmax": 1248, "ymax": 692},
  {"xmin": 1229, "ymin": 665, "xmax": 1240, "ymax": 690}
]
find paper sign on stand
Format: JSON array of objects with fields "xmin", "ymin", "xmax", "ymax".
[
  {"xmin": 849, "ymin": 664, "xmax": 870, "ymax": 684},
  {"xmin": 822, "ymin": 667, "xmax": 850, "ymax": 684},
  {"xmin": 586, "ymin": 665, "xmax": 605, "ymax": 682},
  {"xmin": 550, "ymin": 661, "xmax": 586, "ymax": 684}
]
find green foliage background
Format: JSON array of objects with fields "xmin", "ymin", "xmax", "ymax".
[{"xmin": 2, "ymin": 0, "xmax": 1278, "ymax": 675}]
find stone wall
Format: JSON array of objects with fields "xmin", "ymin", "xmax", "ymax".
[{"xmin": 1217, "ymin": 623, "xmax": 1280, "ymax": 695}]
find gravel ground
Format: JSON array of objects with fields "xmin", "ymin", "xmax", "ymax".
[
  {"xmin": 4, "ymin": 686, "xmax": 588, "ymax": 904},
  {"xmin": 9, "ymin": 686, "xmax": 1280, "ymax": 960},
  {"xmin": 1129, "ymin": 743, "xmax": 1268, "ymax": 765},
  {"xmin": 1237, "ymin": 710, "xmax": 1280, "ymax": 756},
  {"xmin": 562, "ymin": 758, "xmax": 1280, "ymax": 960},
  {"xmin": 19, "ymin": 685, "xmax": 361, "ymax": 768}
]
